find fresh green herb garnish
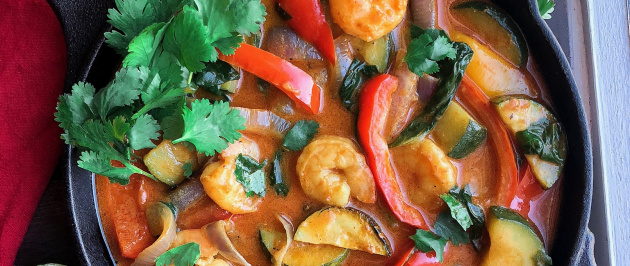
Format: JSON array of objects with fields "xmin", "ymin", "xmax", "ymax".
[
  {"xmin": 537, "ymin": 0, "xmax": 555, "ymax": 20},
  {"xmin": 193, "ymin": 60, "xmax": 240, "ymax": 100},
  {"xmin": 172, "ymin": 99, "xmax": 246, "ymax": 156},
  {"xmin": 516, "ymin": 118, "xmax": 566, "ymax": 165},
  {"xmin": 410, "ymin": 229, "xmax": 447, "ymax": 262},
  {"xmin": 433, "ymin": 211, "xmax": 470, "ymax": 246},
  {"xmin": 440, "ymin": 193, "xmax": 473, "ymax": 230},
  {"xmin": 405, "ymin": 27, "xmax": 457, "ymax": 76},
  {"xmin": 155, "ymin": 242, "xmax": 201, "ymax": 266},
  {"xmin": 182, "ymin": 162, "xmax": 193, "ymax": 178},
  {"xmin": 270, "ymin": 150, "xmax": 289, "ymax": 197},
  {"xmin": 390, "ymin": 33, "xmax": 473, "ymax": 147},
  {"xmin": 339, "ymin": 59, "xmax": 379, "ymax": 112},
  {"xmin": 282, "ymin": 120, "xmax": 319, "ymax": 151},
  {"xmin": 235, "ymin": 154, "xmax": 268, "ymax": 197}
]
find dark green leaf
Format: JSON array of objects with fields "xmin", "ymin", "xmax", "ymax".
[
  {"xmin": 391, "ymin": 42, "xmax": 473, "ymax": 147},
  {"xmin": 235, "ymin": 154, "xmax": 267, "ymax": 197},
  {"xmin": 405, "ymin": 27, "xmax": 456, "ymax": 76},
  {"xmin": 541, "ymin": 122, "xmax": 565, "ymax": 165},
  {"xmin": 282, "ymin": 120, "xmax": 319, "ymax": 151},
  {"xmin": 410, "ymin": 229, "xmax": 447, "ymax": 262},
  {"xmin": 155, "ymin": 242, "xmax": 201, "ymax": 266},
  {"xmin": 440, "ymin": 193, "xmax": 473, "ymax": 230},
  {"xmin": 182, "ymin": 162, "xmax": 193, "ymax": 178},
  {"xmin": 93, "ymin": 67, "xmax": 148, "ymax": 120},
  {"xmin": 193, "ymin": 60, "xmax": 240, "ymax": 100},
  {"xmin": 270, "ymin": 150, "xmax": 289, "ymax": 197},
  {"xmin": 339, "ymin": 59, "xmax": 380, "ymax": 112},
  {"xmin": 162, "ymin": 6, "xmax": 213, "ymax": 72},
  {"xmin": 516, "ymin": 118, "xmax": 548, "ymax": 155},
  {"xmin": 128, "ymin": 114, "xmax": 160, "ymax": 150},
  {"xmin": 434, "ymin": 211, "xmax": 470, "ymax": 246}
]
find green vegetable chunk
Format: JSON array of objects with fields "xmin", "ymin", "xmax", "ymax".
[
  {"xmin": 155, "ymin": 242, "xmax": 201, "ymax": 266},
  {"xmin": 259, "ymin": 228, "xmax": 349, "ymax": 266},
  {"xmin": 482, "ymin": 206, "xmax": 550, "ymax": 266},
  {"xmin": 452, "ymin": 1, "xmax": 529, "ymax": 67},
  {"xmin": 432, "ymin": 102, "xmax": 487, "ymax": 159},
  {"xmin": 234, "ymin": 154, "xmax": 268, "ymax": 197},
  {"xmin": 282, "ymin": 120, "xmax": 319, "ymax": 151},
  {"xmin": 390, "ymin": 29, "xmax": 474, "ymax": 147}
]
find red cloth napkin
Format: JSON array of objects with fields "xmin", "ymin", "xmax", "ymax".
[{"xmin": 0, "ymin": 1, "xmax": 66, "ymax": 265}]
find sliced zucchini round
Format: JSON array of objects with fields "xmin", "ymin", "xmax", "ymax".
[
  {"xmin": 260, "ymin": 228, "xmax": 348, "ymax": 266},
  {"xmin": 143, "ymin": 140, "xmax": 203, "ymax": 186},
  {"xmin": 452, "ymin": 1, "xmax": 528, "ymax": 68},
  {"xmin": 294, "ymin": 207, "xmax": 391, "ymax": 256},
  {"xmin": 432, "ymin": 102, "xmax": 487, "ymax": 159},
  {"xmin": 493, "ymin": 97, "xmax": 567, "ymax": 189},
  {"xmin": 482, "ymin": 206, "xmax": 550, "ymax": 266},
  {"xmin": 359, "ymin": 34, "xmax": 392, "ymax": 73}
]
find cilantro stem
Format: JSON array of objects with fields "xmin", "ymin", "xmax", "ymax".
[
  {"xmin": 126, "ymin": 161, "xmax": 157, "ymax": 181},
  {"xmin": 187, "ymin": 72, "xmax": 193, "ymax": 85}
]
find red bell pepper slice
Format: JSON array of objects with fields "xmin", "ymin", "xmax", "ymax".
[
  {"xmin": 277, "ymin": 0, "xmax": 336, "ymax": 64},
  {"xmin": 218, "ymin": 43, "xmax": 321, "ymax": 114},
  {"xmin": 357, "ymin": 74, "xmax": 429, "ymax": 229},
  {"xmin": 393, "ymin": 246, "xmax": 447, "ymax": 266},
  {"xmin": 458, "ymin": 76, "xmax": 518, "ymax": 205},
  {"xmin": 510, "ymin": 165, "xmax": 545, "ymax": 218}
]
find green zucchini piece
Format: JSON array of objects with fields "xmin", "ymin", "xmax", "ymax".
[
  {"xmin": 259, "ymin": 228, "xmax": 349, "ymax": 266},
  {"xmin": 294, "ymin": 207, "xmax": 391, "ymax": 256},
  {"xmin": 390, "ymin": 42, "xmax": 474, "ymax": 147},
  {"xmin": 482, "ymin": 206, "xmax": 550, "ymax": 266},
  {"xmin": 432, "ymin": 102, "xmax": 487, "ymax": 159},
  {"xmin": 493, "ymin": 97, "xmax": 566, "ymax": 189},
  {"xmin": 452, "ymin": 1, "xmax": 528, "ymax": 68},
  {"xmin": 359, "ymin": 34, "xmax": 392, "ymax": 73}
]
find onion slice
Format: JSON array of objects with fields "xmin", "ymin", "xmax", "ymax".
[
  {"xmin": 272, "ymin": 214, "xmax": 294, "ymax": 266},
  {"xmin": 131, "ymin": 202, "xmax": 177, "ymax": 266},
  {"xmin": 234, "ymin": 107, "xmax": 291, "ymax": 139},
  {"xmin": 203, "ymin": 220, "xmax": 251, "ymax": 266},
  {"xmin": 410, "ymin": 0, "xmax": 437, "ymax": 29}
]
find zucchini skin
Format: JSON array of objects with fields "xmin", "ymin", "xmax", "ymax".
[{"xmin": 259, "ymin": 228, "xmax": 349, "ymax": 266}]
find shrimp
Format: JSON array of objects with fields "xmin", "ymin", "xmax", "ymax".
[
  {"xmin": 296, "ymin": 135, "xmax": 376, "ymax": 206},
  {"xmin": 200, "ymin": 138, "xmax": 262, "ymax": 214},
  {"xmin": 329, "ymin": 0, "xmax": 408, "ymax": 42},
  {"xmin": 392, "ymin": 138, "xmax": 457, "ymax": 212}
]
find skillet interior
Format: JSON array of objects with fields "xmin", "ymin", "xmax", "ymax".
[{"xmin": 60, "ymin": 0, "xmax": 593, "ymax": 265}]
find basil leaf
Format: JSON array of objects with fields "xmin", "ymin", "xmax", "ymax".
[
  {"xmin": 339, "ymin": 59, "xmax": 379, "ymax": 112},
  {"xmin": 234, "ymin": 154, "xmax": 267, "ymax": 197},
  {"xmin": 270, "ymin": 150, "xmax": 289, "ymax": 197},
  {"xmin": 516, "ymin": 118, "xmax": 549, "ymax": 155},
  {"xmin": 193, "ymin": 60, "xmax": 239, "ymax": 100},
  {"xmin": 541, "ymin": 122, "xmax": 565, "ymax": 165},
  {"xmin": 434, "ymin": 211, "xmax": 470, "ymax": 246},
  {"xmin": 410, "ymin": 229, "xmax": 447, "ymax": 262},
  {"xmin": 282, "ymin": 120, "xmax": 319, "ymax": 151}
]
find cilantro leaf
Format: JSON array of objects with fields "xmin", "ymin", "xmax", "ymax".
[
  {"xmin": 410, "ymin": 229, "xmax": 447, "ymax": 262},
  {"xmin": 128, "ymin": 114, "xmax": 160, "ymax": 150},
  {"xmin": 173, "ymin": 99, "xmax": 245, "ymax": 156},
  {"xmin": 105, "ymin": 0, "xmax": 186, "ymax": 54},
  {"xmin": 182, "ymin": 162, "xmax": 193, "ymax": 178},
  {"xmin": 537, "ymin": 0, "xmax": 555, "ymax": 20},
  {"xmin": 163, "ymin": 6, "xmax": 214, "ymax": 72},
  {"xmin": 56, "ymin": 82, "xmax": 97, "ymax": 143},
  {"xmin": 440, "ymin": 193, "xmax": 473, "ymax": 230},
  {"xmin": 235, "ymin": 154, "xmax": 267, "ymax": 197},
  {"xmin": 133, "ymin": 72, "xmax": 187, "ymax": 119},
  {"xmin": 78, "ymin": 151, "xmax": 139, "ymax": 185},
  {"xmin": 193, "ymin": 0, "xmax": 266, "ymax": 59},
  {"xmin": 405, "ymin": 29, "xmax": 456, "ymax": 76},
  {"xmin": 155, "ymin": 242, "xmax": 201, "ymax": 266},
  {"xmin": 282, "ymin": 120, "xmax": 319, "ymax": 151},
  {"xmin": 123, "ymin": 22, "xmax": 168, "ymax": 68},
  {"xmin": 111, "ymin": 116, "xmax": 131, "ymax": 142},
  {"xmin": 434, "ymin": 211, "xmax": 470, "ymax": 246},
  {"xmin": 93, "ymin": 67, "xmax": 148, "ymax": 120},
  {"xmin": 270, "ymin": 150, "xmax": 289, "ymax": 197}
]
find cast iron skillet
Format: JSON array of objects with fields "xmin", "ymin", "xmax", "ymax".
[{"xmin": 56, "ymin": 0, "xmax": 594, "ymax": 265}]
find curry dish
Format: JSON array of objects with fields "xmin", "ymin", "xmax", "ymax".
[{"xmin": 56, "ymin": 0, "xmax": 566, "ymax": 265}]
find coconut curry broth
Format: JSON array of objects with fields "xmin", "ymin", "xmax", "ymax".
[{"xmin": 96, "ymin": 0, "xmax": 563, "ymax": 264}]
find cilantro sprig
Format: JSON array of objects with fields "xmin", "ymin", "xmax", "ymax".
[
  {"xmin": 537, "ymin": 0, "xmax": 555, "ymax": 20},
  {"xmin": 56, "ymin": 0, "xmax": 265, "ymax": 185},
  {"xmin": 155, "ymin": 242, "xmax": 201, "ymax": 266},
  {"xmin": 405, "ymin": 26, "xmax": 457, "ymax": 76}
]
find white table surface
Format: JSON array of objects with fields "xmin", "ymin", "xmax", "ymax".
[{"xmin": 549, "ymin": 0, "xmax": 630, "ymax": 265}]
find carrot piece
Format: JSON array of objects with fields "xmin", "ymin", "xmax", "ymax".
[
  {"xmin": 458, "ymin": 75, "xmax": 518, "ymax": 206},
  {"xmin": 102, "ymin": 174, "xmax": 156, "ymax": 258}
]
